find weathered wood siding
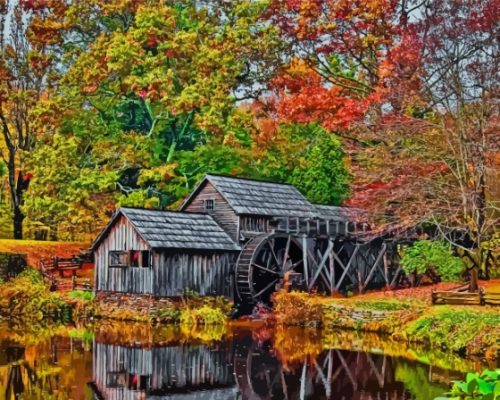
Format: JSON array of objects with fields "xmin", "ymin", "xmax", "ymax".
[
  {"xmin": 92, "ymin": 342, "xmax": 235, "ymax": 399},
  {"xmin": 184, "ymin": 182, "xmax": 239, "ymax": 241},
  {"xmin": 94, "ymin": 215, "xmax": 153, "ymax": 294},
  {"xmin": 239, "ymin": 216, "xmax": 272, "ymax": 234},
  {"xmin": 153, "ymin": 251, "xmax": 236, "ymax": 298}
]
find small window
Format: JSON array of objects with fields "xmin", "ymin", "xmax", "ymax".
[
  {"xmin": 107, "ymin": 371, "xmax": 127, "ymax": 388},
  {"xmin": 127, "ymin": 373, "xmax": 150, "ymax": 391},
  {"xmin": 130, "ymin": 250, "xmax": 151, "ymax": 268},
  {"xmin": 204, "ymin": 199, "xmax": 215, "ymax": 211},
  {"xmin": 142, "ymin": 250, "xmax": 151, "ymax": 268},
  {"xmin": 109, "ymin": 251, "xmax": 129, "ymax": 268}
]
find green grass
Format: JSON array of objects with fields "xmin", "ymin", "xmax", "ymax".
[
  {"xmin": 404, "ymin": 307, "xmax": 500, "ymax": 357},
  {"xmin": 68, "ymin": 290, "xmax": 95, "ymax": 301},
  {"xmin": 352, "ymin": 299, "xmax": 421, "ymax": 311}
]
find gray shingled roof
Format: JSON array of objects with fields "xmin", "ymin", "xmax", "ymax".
[
  {"xmin": 313, "ymin": 204, "xmax": 366, "ymax": 221},
  {"xmin": 92, "ymin": 208, "xmax": 240, "ymax": 251},
  {"xmin": 184, "ymin": 174, "xmax": 315, "ymax": 218}
]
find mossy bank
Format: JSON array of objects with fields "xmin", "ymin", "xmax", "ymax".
[{"xmin": 273, "ymin": 291, "xmax": 500, "ymax": 360}]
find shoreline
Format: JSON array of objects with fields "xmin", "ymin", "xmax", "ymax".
[
  {"xmin": 273, "ymin": 291, "xmax": 500, "ymax": 361},
  {"xmin": 1, "ymin": 268, "xmax": 499, "ymax": 363}
]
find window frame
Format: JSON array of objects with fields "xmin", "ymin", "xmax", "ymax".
[
  {"xmin": 108, "ymin": 251, "xmax": 129, "ymax": 268},
  {"xmin": 204, "ymin": 198, "xmax": 215, "ymax": 211},
  {"xmin": 130, "ymin": 250, "xmax": 152, "ymax": 268}
]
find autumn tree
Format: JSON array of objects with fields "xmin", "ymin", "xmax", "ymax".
[
  {"xmin": 408, "ymin": 0, "xmax": 500, "ymax": 271},
  {"xmin": 57, "ymin": 0, "xmax": 282, "ymax": 209},
  {"xmin": 264, "ymin": 0, "xmax": 499, "ymax": 272},
  {"xmin": 0, "ymin": 0, "xmax": 68, "ymax": 239}
]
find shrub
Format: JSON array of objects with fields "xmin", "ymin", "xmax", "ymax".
[
  {"xmin": 401, "ymin": 240, "xmax": 465, "ymax": 282},
  {"xmin": 273, "ymin": 291, "xmax": 324, "ymax": 327},
  {"xmin": 435, "ymin": 369, "xmax": 500, "ymax": 399},
  {"xmin": 0, "ymin": 268, "xmax": 71, "ymax": 322},
  {"xmin": 180, "ymin": 305, "xmax": 226, "ymax": 326}
]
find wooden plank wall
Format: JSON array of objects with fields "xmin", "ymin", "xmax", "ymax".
[
  {"xmin": 93, "ymin": 342, "xmax": 234, "ymax": 399},
  {"xmin": 151, "ymin": 345, "xmax": 234, "ymax": 390},
  {"xmin": 183, "ymin": 182, "xmax": 239, "ymax": 241},
  {"xmin": 94, "ymin": 215, "xmax": 153, "ymax": 294},
  {"xmin": 239, "ymin": 216, "xmax": 271, "ymax": 234},
  {"xmin": 154, "ymin": 252, "xmax": 236, "ymax": 298}
]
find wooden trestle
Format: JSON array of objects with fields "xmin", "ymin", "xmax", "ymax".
[{"xmin": 270, "ymin": 216, "xmax": 400, "ymax": 294}]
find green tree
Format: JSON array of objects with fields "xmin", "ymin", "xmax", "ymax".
[
  {"xmin": 401, "ymin": 241, "xmax": 465, "ymax": 283},
  {"xmin": 261, "ymin": 124, "xmax": 350, "ymax": 205},
  {"xmin": 59, "ymin": 0, "xmax": 280, "ymax": 207}
]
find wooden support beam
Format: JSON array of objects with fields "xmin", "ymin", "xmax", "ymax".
[
  {"xmin": 300, "ymin": 357, "xmax": 307, "ymax": 400},
  {"xmin": 366, "ymin": 353, "xmax": 385, "ymax": 388},
  {"xmin": 308, "ymin": 240, "xmax": 334, "ymax": 290},
  {"xmin": 302, "ymin": 236, "xmax": 309, "ymax": 287},
  {"xmin": 390, "ymin": 266, "xmax": 402, "ymax": 288},
  {"xmin": 336, "ymin": 350, "xmax": 357, "ymax": 391},
  {"xmin": 282, "ymin": 235, "xmax": 291, "ymax": 270},
  {"xmin": 383, "ymin": 248, "xmax": 389, "ymax": 287},
  {"xmin": 362, "ymin": 243, "xmax": 387, "ymax": 290},
  {"xmin": 329, "ymin": 252, "xmax": 334, "ymax": 295},
  {"xmin": 330, "ymin": 248, "xmax": 357, "ymax": 285},
  {"xmin": 315, "ymin": 248, "xmax": 332, "ymax": 284},
  {"xmin": 335, "ymin": 244, "xmax": 361, "ymax": 290}
]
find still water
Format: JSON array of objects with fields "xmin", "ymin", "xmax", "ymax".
[{"xmin": 0, "ymin": 322, "xmax": 494, "ymax": 399}]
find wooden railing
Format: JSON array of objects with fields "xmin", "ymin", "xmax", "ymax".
[
  {"xmin": 39, "ymin": 256, "xmax": 91, "ymax": 291},
  {"xmin": 39, "ymin": 256, "xmax": 83, "ymax": 277},
  {"xmin": 432, "ymin": 288, "xmax": 500, "ymax": 306}
]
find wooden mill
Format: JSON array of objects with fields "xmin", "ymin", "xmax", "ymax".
[{"xmin": 92, "ymin": 174, "xmax": 400, "ymax": 306}]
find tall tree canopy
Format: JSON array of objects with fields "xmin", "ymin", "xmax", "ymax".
[
  {"xmin": 0, "ymin": 0, "xmax": 497, "ymax": 273},
  {"xmin": 0, "ymin": 0, "xmax": 68, "ymax": 238},
  {"xmin": 263, "ymin": 0, "xmax": 499, "ymax": 271}
]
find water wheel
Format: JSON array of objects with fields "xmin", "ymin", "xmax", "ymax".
[
  {"xmin": 236, "ymin": 233, "xmax": 304, "ymax": 305},
  {"xmin": 234, "ymin": 336, "xmax": 287, "ymax": 400}
]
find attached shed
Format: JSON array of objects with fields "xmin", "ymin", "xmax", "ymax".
[{"xmin": 91, "ymin": 208, "xmax": 240, "ymax": 298}]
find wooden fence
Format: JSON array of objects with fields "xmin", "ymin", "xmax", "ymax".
[
  {"xmin": 432, "ymin": 288, "xmax": 500, "ymax": 306},
  {"xmin": 39, "ymin": 256, "xmax": 91, "ymax": 292}
]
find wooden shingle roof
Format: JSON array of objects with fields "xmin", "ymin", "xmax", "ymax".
[
  {"xmin": 313, "ymin": 204, "xmax": 367, "ymax": 222},
  {"xmin": 92, "ymin": 208, "xmax": 240, "ymax": 251},
  {"xmin": 182, "ymin": 174, "xmax": 315, "ymax": 217}
]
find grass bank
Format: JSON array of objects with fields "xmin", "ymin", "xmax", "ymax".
[
  {"xmin": 273, "ymin": 291, "xmax": 500, "ymax": 360},
  {"xmin": 0, "ymin": 269, "xmax": 231, "ymax": 327}
]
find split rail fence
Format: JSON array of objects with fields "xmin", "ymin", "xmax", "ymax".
[{"xmin": 432, "ymin": 288, "xmax": 500, "ymax": 306}]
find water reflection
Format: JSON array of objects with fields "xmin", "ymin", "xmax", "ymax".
[
  {"xmin": 0, "ymin": 335, "xmax": 93, "ymax": 399},
  {"xmin": 91, "ymin": 341, "xmax": 236, "ymax": 398},
  {"xmin": 89, "ymin": 328, "xmax": 457, "ymax": 400},
  {"xmin": 0, "ymin": 324, "xmax": 488, "ymax": 399}
]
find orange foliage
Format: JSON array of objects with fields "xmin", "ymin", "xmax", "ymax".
[{"xmin": 0, "ymin": 239, "xmax": 88, "ymax": 267}]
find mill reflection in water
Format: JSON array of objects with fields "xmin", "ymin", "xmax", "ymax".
[{"xmin": 89, "ymin": 330, "xmax": 446, "ymax": 400}]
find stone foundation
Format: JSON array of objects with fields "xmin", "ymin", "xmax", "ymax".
[{"xmin": 95, "ymin": 291, "xmax": 176, "ymax": 315}]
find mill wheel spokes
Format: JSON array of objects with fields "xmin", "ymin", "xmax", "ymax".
[{"xmin": 236, "ymin": 234, "xmax": 304, "ymax": 305}]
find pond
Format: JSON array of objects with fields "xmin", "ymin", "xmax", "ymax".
[{"xmin": 0, "ymin": 322, "xmax": 494, "ymax": 399}]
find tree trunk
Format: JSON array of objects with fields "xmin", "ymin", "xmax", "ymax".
[{"xmin": 13, "ymin": 205, "xmax": 25, "ymax": 240}]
